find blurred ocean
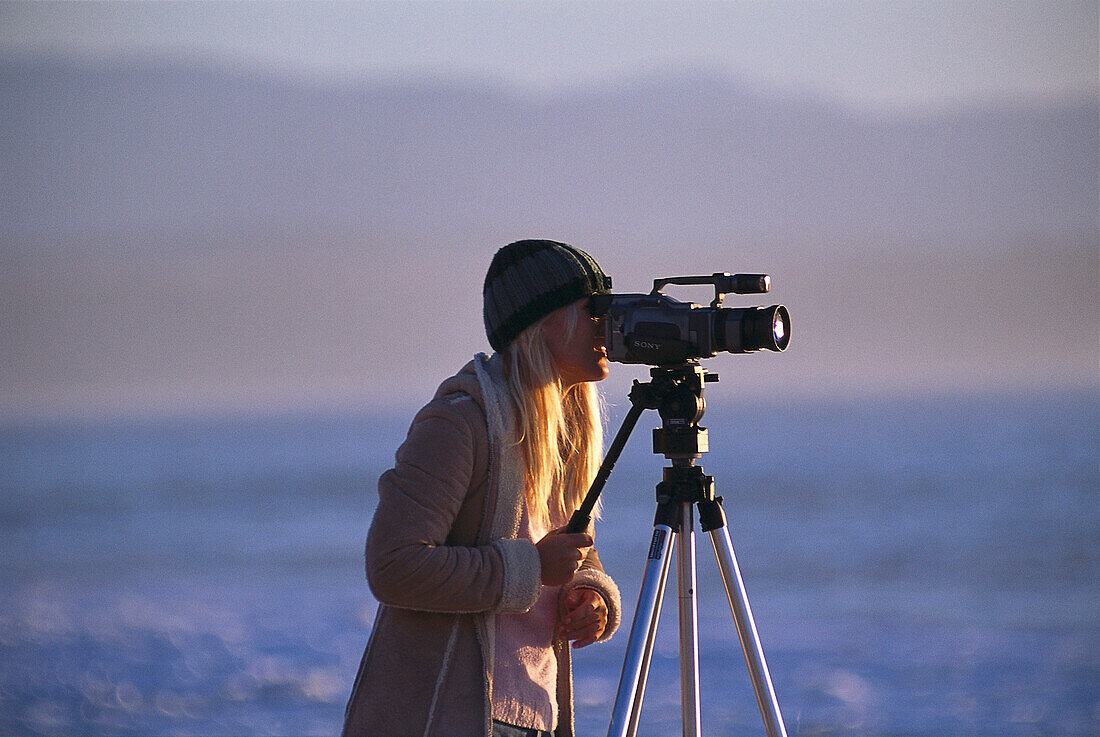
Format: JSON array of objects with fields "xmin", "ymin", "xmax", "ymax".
[{"xmin": 1, "ymin": 388, "xmax": 1097, "ymax": 737}]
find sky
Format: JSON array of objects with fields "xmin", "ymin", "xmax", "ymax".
[
  {"xmin": 2, "ymin": 0, "xmax": 1096, "ymax": 112},
  {"xmin": 1, "ymin": 1, "xmax": 1097, "ymax": 419}
]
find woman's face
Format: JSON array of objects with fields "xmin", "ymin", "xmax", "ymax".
[{"xmin": 542, "ymin": 298, "xmax": 610, "ymax": 386}]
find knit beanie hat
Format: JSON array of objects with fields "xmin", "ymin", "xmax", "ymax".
[{"xmin": 483, "ymin": 239, "xmax": 612, "ymax": 351}]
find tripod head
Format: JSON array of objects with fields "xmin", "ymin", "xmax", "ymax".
[
  {"xmin": 566, "ymin": 361, "xmax": 719, "ymax": 534},
  {"xmin": 643, "ymin": 362, "xmax": 717, "ymax": 462}
]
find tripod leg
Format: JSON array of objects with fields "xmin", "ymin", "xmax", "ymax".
[
  {"xmin": 625, "ymin": 532, "xmax": 672, "ymax": 737},
  {"xmin": 676, "ymin": 503, "xmax": 701, "ymax": 737},
  {"xmin": 708, "ymin": 524, "xmax": 789, "ymax": 737},
  {"xmin": 609, "ymin": 524, "xmax": 675, "ymax": 737}
]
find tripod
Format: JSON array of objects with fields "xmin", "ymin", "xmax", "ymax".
[{"xmin": 567, "ymin": 363, "xmax": 788, "ymax": 737}]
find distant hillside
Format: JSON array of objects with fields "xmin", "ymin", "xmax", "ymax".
[
  {"xmin": 2, "ymin": 56, "xmax": 1096, "ymax": 251},
  {"xmin": 2, "ymin": 56, "xmax": 1096, "ymax": 418}
]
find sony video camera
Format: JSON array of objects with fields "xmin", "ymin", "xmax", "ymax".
[{"xmin": 591, "ymin": 273, "xmax": 791, "ymax": 366}]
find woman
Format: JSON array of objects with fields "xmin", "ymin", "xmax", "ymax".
[{"xmin": 343, "ymin": 240, "xmax": 623, "ymax": 737}]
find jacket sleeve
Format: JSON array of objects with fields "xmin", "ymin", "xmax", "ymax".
[
  {"xmin": 561, "ymin": 544, "xmax": 622, "ymax": 642},
  {"xmin": 365, "ymin": 395, "xmax": 541, "ymax": 614}
]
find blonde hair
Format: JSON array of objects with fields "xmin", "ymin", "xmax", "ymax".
[{"xmin": 501, "ymin": 305, "xmax": 604, "ymax": 530}]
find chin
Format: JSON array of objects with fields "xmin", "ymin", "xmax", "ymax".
[
  {"xmin": 591, "ymin": 358, "xmax": 610, "ymax": 382},
  {"xmin": 561, "ymin": 363, "xmax": 608, "ymax": 387}
]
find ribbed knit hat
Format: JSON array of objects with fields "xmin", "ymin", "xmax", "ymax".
[{"xmin": 483, "ymin": 239, "xmax": 612, "ymax": 351}]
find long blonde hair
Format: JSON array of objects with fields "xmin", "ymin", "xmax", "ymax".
[{"xmin": 501, "ymin": 306, "xmax": 604, "ymax": 529}]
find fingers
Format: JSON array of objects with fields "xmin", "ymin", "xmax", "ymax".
[
  {"xmin": 560, "ymin": 622, "xmax": 601, "ymax": 649},
  {"xmin": 558, "ymin": 588, "xmax": 607, "ymax": 648},
  {"xmin": 561, "ymin": 587, "xmax": 585, "ymax": 609},
  {"xmin": 561, "ymin": 587, "xmax": 599, "ymax": 615},
  {"xmin": 558, "ymin": 614, "xmax": 605, "ymax": 648},
  {"xmin": 546, "ymin": 526, "xmax": 594, "ymax": 548},
  {"xmin": 536, "ymin": 530, "xmax": 594, "ymax": 586},
  {"xmin": 561, "ymin": 532, "xmax": 594, "ymax": 549}
]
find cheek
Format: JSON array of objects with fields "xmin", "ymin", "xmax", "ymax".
[{"xmin": 545, "ymin": 331, "xmax": 571, "ymax": 370}]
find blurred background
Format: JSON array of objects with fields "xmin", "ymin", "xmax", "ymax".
[{"xmin": 1, "ymin": 2, "xmax": 1097, "ymax": 736}]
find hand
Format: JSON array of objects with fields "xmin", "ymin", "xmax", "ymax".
[
  {"xmin": 557, "ymin": 588, "xmax": 607, "ymax": 649},
  {"xmin": 535, "ymin": 527, "xmax": 593, "ymax": 586}
]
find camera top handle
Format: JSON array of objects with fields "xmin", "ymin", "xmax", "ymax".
[{"xmin": 652, "ymin": 272, "xmax": 771, "ymax": 308}]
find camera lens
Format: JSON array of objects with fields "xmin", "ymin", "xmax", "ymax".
[
  {"xmin": 717, "ymin": 305, "xmax": 790, "ymax": 353},
  {"xmin": 771, "ymin": 307, "xmax": 790, "ymax": 350},
  {"xmin": 759, "ymin": 305, "xmax": 790, "ymax": 352}
]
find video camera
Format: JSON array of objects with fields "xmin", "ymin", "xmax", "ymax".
[{"xmin": 591, "ymin": 273, "xmax": 790, "ymax": 366}]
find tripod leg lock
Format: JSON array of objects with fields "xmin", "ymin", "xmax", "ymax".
[
  {"xmin": 698, "ymin": 495, "xmax": 728, "ymax": 532},
  {"xmin": 654, "ymin": 465, "xmax": 721, "ymax": 531}
]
